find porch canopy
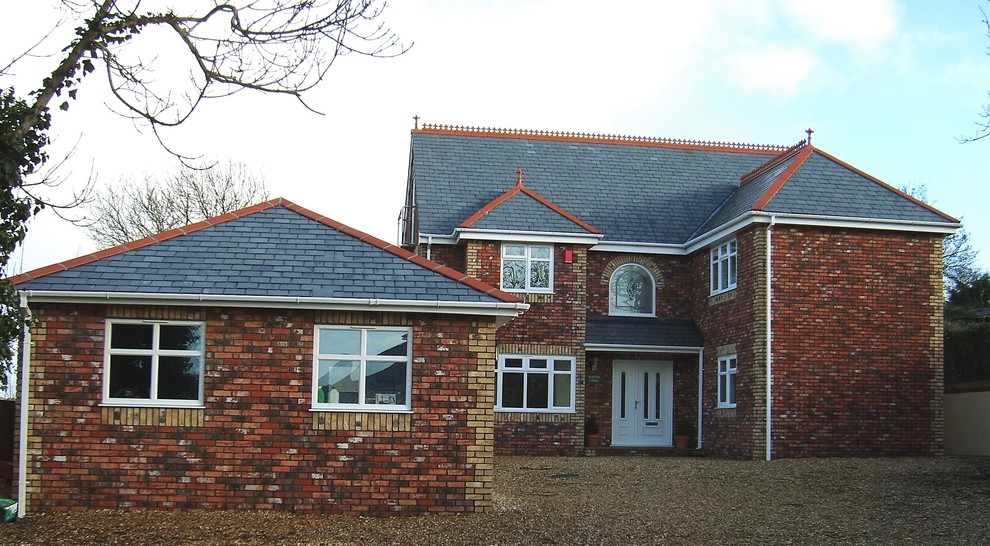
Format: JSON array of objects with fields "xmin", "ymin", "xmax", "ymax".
[{"xmin": 585, "ymin": 315, "xmax": 703, "ymax": 353}]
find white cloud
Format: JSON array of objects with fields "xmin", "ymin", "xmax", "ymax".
[
  {"xmin": 723, "ymin": 44, "xmax": 821, "ymax": 96},
  {"xmin": 781, "ymin": 0, "xmax": 901, "ymax": 57}
]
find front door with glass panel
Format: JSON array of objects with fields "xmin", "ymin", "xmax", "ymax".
[{"xmin": 611, "ymin": 361, "xmax": 673, "ymax": 447}]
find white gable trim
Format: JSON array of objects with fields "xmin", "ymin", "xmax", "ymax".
[
  {"xmin": 454, "ymin": 228, "xmax": 604, "ymax": 245},
  {"xmin": 585, "ymin": 343, "xmax": 703, "ymax": 354},
  {"xmin": 422, "ymin": 210, "xmax": 959, "ymax": 255}
]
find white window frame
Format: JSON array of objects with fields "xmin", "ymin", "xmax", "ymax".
[
  {"xmin": 710, "ymin": 239, "xmax": 738, "ymax": 295},
  {"xmin": 500, "ymin": 243, "xmax": 554, "ymax": 294},
  {"xmin": 717, "ymin": 354, "xmax": 737, "ymax": 408},
  {"xmin": 608, "ymin": 263, "xmax": 656, "ymax": 317},
  {"xmin": 312, "ymin": 325, "xmax": 413, "ymax": 412},
  {"xmin": 103, "ymin": 319, "xmax": 205, "ymax": 407},
  {"xmin": 495, "ymin": 354, "xmax": 576, "ymax": 413}
]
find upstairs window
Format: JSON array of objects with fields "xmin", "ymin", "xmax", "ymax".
[
  {"xmin": 496, "ymin": 355, "xmax": 575, "ymax": 412},
  {"xmin": 609, "ymin": 264, "xmax": 655, "ymax": 316},
  {"xmin": 718, "ymin": 355, "xmax": 737, "ymax": 408},
  {"xmin": 710, "ymin": 240, "xmax": 737, "ymax": 295},
  {"xmin": 501, "ymin": 244, "xmax": 553, "ymax": 293},
  {"xmin": 104, "ymin": 320, "xmax": 205, "ymax": 406},
  {"xmin": 313, "ymin": 326, "xmax": 412, "ymax": 412}
]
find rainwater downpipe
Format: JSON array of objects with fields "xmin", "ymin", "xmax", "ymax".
[
  {"xmin": 426, "ymin": 235, "xmax": 433, "ymax": 261},
  {"xmin": 697, "ymin": 348, "xmax": 704, "ymax": 450},
  {"xmin": 765, "ymin": 216, "xmax": 775, "ymax": 461},
  {"xmin": 17, "ymin": 295, "xmax": 31, "ymax": 517}
]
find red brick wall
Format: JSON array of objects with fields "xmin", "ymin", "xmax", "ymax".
[
  {"xmin": 586, "ymin": 253, "xmax": 694, "ymax": 318},
  {"xmin": 769, "ymin": 227, "xmax": 944, "ymax": 457},
  {"xmin": 692, "ymin": 227, "xmax": 768, "ymax": 459},
  {"xmin": 462, "ymin": 241, "xmax": 589, "ymax": 455},
  {"xmin": 18, "ymin": 303, "xmax": 498, "ymax": 515},
  {"xmin": 692, "ymin": 225, "xmax": 944, "ymax": 459},
  {"xmin": 425, "ymin": 243, "xmax": 466, "ymax": 274}
]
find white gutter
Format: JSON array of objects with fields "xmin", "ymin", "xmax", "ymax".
[
  {"xmin": 697, "ymin": 348, "xmax": 704, "ymax": 450},
  {"xmin": 17, "ymin": 294, "xmax": 31, "ymax": 517},
  {"xmin": 19, "ymin": 291, "xmax": 530, "ymax": 318},
  {"xmin": 427, "ymin": 211, "xmax": 959, "ymax": 257},
  {"xmin": 687, "ymin": 212, "xmax": 959, "ymax": 254},
  {"xmin": 765, "ymin": 216, "xmax": 775, "ymax": 461}
]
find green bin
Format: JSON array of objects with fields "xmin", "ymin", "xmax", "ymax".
[{"xmin": 0, "ymin": 498, "xmax": 16, "ymax": 523}]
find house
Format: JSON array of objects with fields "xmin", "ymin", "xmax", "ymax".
[
  {"xmin": 399, "ymin": 124, "xmax": 959, "ymax": 459},
  {"xmin": 10, "ymin": 198, "xmax": 528, "ymax": 515}
]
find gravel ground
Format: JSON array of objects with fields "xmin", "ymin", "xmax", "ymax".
[{"xmin": 1, "ymin": 455, "xmax": 988, "ymax": 545}]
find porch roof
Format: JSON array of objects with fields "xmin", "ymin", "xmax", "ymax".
[{"xmin": 585, "ymin": 315, "xmax": 703, "ymax": 352}]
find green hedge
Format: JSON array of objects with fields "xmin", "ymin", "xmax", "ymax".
[{"xmin": 945, "ymin": 321, "xmax": 990, "ymax": 385}]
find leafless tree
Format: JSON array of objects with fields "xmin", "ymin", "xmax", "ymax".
[
  {"xmin": 1, "ymin": 0, "xmax": 405, "ymax": 390},
  {"xmin": 963, "ymin": 4, "xmax": 990, "ymax": 142},
  {"xmin": 901, "ymin": 184, "xmax": 981, "ymax": 291},
  {"xmin": 87, "ymin": 161, "xmax": 269, "ymax": 248},
  {"xmin": 9, "ymin": 0, "xmax": 406, "ymax": 149}
]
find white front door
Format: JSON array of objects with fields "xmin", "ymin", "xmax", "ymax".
[{"xmin": 611, "ymin": 361, "xmax": 673, "ymax": 447}]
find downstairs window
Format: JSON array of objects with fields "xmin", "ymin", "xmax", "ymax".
[
  {"xmin": 496, "ymin": 355, "xmax": 575, "ymax": 412},
  {"xmin": 313, "ymin": 326, "xmax": 412, "ymax": 412},
  {"xmin": 104, "ymin": 320, "xmax": 205, "ymax": 406}
]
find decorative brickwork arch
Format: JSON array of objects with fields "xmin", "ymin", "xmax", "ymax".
[
  {"xmin": 602, "ymin": 256, "xmax": 664, "ymax": 316},
  {"xmin": 601, "ymin": 255, "xmax": 665, "ymax": 286}
]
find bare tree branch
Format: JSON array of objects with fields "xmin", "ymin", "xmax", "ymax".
[
  {"xmin": 86, "ymin": 160, "xmax": 269, "ymax": 248},
  {"xmin": 961, "ymin": 4, "xmax": 990, "ymax": 142}
]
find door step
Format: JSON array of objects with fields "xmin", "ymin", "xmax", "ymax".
[{"xmin": 583, "ymin": 446, "xmax": 705, "ymax": 457}]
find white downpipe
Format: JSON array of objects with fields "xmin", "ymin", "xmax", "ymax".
[
  {"xmin": 697, "ymin": 348, "xmax": 704, "ymax": 450},
  {"xmin": 765, "ymin": 216, "xmax": 775, "ymax": 461},
  {"xmin": 17, "ymin": 295, "xmax": 31, "ymax": 517},
  {"xmin": 426, "ymin": 235, "xmax": 433, "ymax": 261}
]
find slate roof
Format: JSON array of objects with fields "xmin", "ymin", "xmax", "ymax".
[
  {"xmin": 586, "ymin": 315, "xmax": 703, "ymax": 349},
  {"xmin": 12, "ymin": 199, "xmax": 520, "ymax": 305},
  {"xmin": 409, "ymin": 127, "xmax": 958, "ymax": 245}
]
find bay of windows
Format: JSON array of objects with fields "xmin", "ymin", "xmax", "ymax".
[
  {"xmin": 104, "ymin": 320, "xmax": 204, "ymax": 406},
  {"xmin": 313, "ymin": 326, "xmax": 412, "ymax": 411},
  {"xmin": 496, "ymin": 355, "xmax": 575, "ymax": 412}
]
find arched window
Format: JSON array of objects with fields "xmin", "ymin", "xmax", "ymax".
[{"xmin": 609, "ymin": 264, "xmax": 655, "ymax": 316}]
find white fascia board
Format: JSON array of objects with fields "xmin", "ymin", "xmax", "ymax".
[
  {"xmin": 685, "ymin": 212, "xmax": 961, "ymax": 254},
  {"xmin": 454, "ymin": 228, "xmax": 603, "ymax": 245},
  {"xmin": 585, "ymin": 343, "xmax": 703, "ymax": 354},
  {"xmin": 589, "ymin": 242, "xmax": 685, "ymax": 255},
  {"xmin": 419, "ymin": 232, "xmax": 458, "ymax": 245},
  {"xmin": 753, "ymin": 212, "xmax": 961, "ymax": 234},
  {"xmin": 20, "ymin": 290, "xmax": 530, "ymax": 318}
]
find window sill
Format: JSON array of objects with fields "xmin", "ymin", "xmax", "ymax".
[
  {"xmin": 100, "ymin": 402, "xmax": 205, "ymax": 410},
  {"xmin": 495, "ymin": 408, "xmax": 576, "ymax": 414},
  {"xmin": 708, "ymin": 289, "xmax": 737, "ymax": 305},
  {"xmin": 310, "ymin": 407, "xmax": 413, "ymax": 414}
]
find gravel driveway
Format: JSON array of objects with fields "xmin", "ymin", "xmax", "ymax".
[{"xmin": 2, "ymin": 455, "xmax": 988, "ymax": 545}]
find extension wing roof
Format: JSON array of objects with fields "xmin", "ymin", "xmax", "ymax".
[
  {"xmin": 12, "ymin": 199, "xmax": 526, "ymax": 317},
  {"xmin": 408, "ymin": 126, "xmax": 958, "ymax": 247}
]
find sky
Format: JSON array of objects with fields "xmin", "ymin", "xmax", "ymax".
[{"xmin": 2, "ymin": 0, "xmax": 990, "ymax": 277}]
